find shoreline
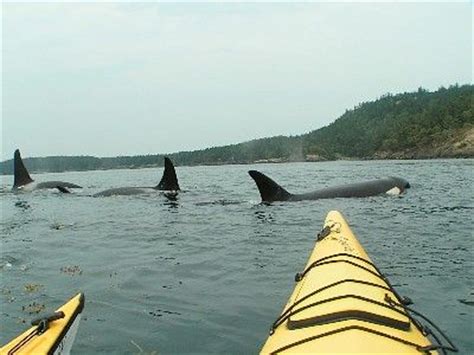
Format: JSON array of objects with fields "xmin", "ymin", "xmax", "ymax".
[{"xmin": 2, "ymin": 155, "xmax": 473, "ymax": 176}]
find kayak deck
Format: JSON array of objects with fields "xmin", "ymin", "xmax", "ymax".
[
  {"xmin": 1, "ymin": 293, "xmax": 84, "ymax": 355},
  {"xmin": 261, "ymin": 211, "xmax": 440, "ymax": 354}
]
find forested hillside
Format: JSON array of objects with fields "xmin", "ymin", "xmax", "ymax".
[
  {"xmin": 2, "ymin": 84, "xmax": 472, "ymax": 175},
  {"xmin": 302, "ymin": 84, "xmax": 473, "ymax": 159}
]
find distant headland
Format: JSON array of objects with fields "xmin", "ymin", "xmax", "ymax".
[{"xmin": 2, "ymin": 84, "xmax": 473, "ymax": 175}]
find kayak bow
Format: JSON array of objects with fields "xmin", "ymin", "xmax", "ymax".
[
  {"xmin": 1, "ymin": 293, "xmax": 84, "ymax": 355},
  {"xmin": 261, "ymin": 211, "xmax": 456, "ymax": 354}
]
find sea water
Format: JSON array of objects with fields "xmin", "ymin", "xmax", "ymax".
[{"xmin": 1, "ymin": 160, "xmax": 473, "ymax": 353}]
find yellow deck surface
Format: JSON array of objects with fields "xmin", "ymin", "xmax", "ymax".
[{"xmin": 260, "ymin": 211, "xmax": 435, "ymax": 354}]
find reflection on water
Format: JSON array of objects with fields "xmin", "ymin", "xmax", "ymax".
[
  {"xmin": 14, "ymin": 200, "xmax": 31, "ymax": 210},
  {"xmin": 254, "ymin": 208, "xmax": 275, "ymax": 224},
  {"xmin": 194, "ymin": 199, "xmax": 243, "ymax": 206},
  {"xmin": 163, "ymin": 200, "xmax": 179, "ymax": 210}
]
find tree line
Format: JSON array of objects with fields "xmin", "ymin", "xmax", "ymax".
[{"xmin": 2, "ymin": 84, "xmax": 472, "ymax": 175}]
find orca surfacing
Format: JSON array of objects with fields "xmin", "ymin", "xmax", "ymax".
[
  {"xmin": 248, "ymin": 170, "xmax": 410, "ymax": 203},
  {"xmin": 12, "ymin": 149, "xmax": 82, "ymax": 192},
  {"xmin": 93, "ymin": 157, "xmax": 180, "ymax": 197}
]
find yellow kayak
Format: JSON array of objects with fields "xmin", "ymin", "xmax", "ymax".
[
  {"xmin": 1, "ymin": 293, "xmax": 84, "ymax": 355},
  {"xmin": 261, "ymin": 211, "xmax": 456, "ymax": 354}
]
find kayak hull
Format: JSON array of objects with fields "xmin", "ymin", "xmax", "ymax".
[{"xmin": 260, "ymin": 211, "xmax": 436, "ymax": 354}]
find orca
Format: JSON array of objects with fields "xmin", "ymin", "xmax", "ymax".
[
  {"xmin": 12, "ymin": 149, "xmax": 82, "ymax": 191},
  {"xmin": 248, "ymin": 170, "xmax": 410, "ymax": 203},
  {"xmin": 93, "ymin": 157, "xmax": 180, "ymax": 197}
]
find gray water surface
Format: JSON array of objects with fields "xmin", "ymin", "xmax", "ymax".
[{"xmin": 1, "ymin": 160, "xmax": 473, "ymax": 353}]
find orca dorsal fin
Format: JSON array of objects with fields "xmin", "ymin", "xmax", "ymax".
[
  {"xmin": 13, "ymin": 149, "xmax": 34, "ymax": 188},
  {"xmin": 248, "ymin": 170, "xmax": 292, "ymax": 203},
  {"xmin": 156, "ymin": 157, "xmax": 180, "ymax": 191}
]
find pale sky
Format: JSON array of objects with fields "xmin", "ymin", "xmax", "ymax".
[{"xmin": 1, "ymin": 1, "xmax": 472, "ymax": 160}]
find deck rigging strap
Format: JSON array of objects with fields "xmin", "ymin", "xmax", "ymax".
[
  {"xmin": 294, "ymin": 252, "xmax": 410, "ymax": 309},
  {"xmin": 272, "ymin": 292, "xmax": 412, "ymax": 332},
  {"xmin": 295, "ymin": 258, "xmax": 384, "ymax": 282},
  {"xmin": 271, "ymin": 306, "xmax": 457, "ymax": 354},
  {"xmin": 7, "ymin": 311, "xmax": 65, "ymax": 355},
  {"xmin": 270, "ymin": 278, "xmax": 393, "ymax": 332},
  {"xmin": 295, "ymin": 252, "xmax": 382, "ymax": 281},
  {"xmin": 385, "ymin": 294, "xmax": 458, "ymax": 354},
  {"xmin": 7, "ymin": 328, "xmax": 39, "ymax": 355},
  {"xmin": 269, "ymin": 324, "xmax": 428, "ymax": 355}
]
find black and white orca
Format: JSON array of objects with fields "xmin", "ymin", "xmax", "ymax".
[
  {"xmin": 248, "ymin": 170, "xmax": 410, "ymax": 203},
  {"xmin": 12, "ymin": 149, "xmax": 82, "ymax": 192}
]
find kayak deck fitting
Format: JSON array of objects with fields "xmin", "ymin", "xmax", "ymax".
[
  {"xmin": 1, "ymin": 293, "xmax": 84, "ymax": 355},
  {"xmin": 260, "ymin": 211, "xmax": 457, "ymax": 354}
]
